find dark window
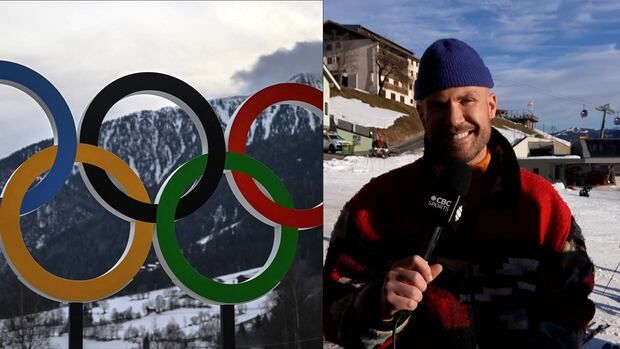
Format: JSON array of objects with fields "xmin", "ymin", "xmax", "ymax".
[
  {"xmin": 391, "ymin": 93, "xmax": 396, "ymax": 100},
  {"xmin": 326, "ymin": 57, "xmax": 333, "ymax": 64},
  {"xmin": 325, "ymin": 44, "xmax": 332, "ymax": 51},
  {"xmin": 324, "ymin": 102, "xmax": 328, "ymax": 116},
  {"xmin": 335, "ymin": 42, "xmax": 341, "ymax": 49},
  {"xmin": 533, "ymin": 168, "xmax": 539, "ymax": 174},
  {"xmin": 400, "ymin": 96, "xmax": 405, "ymax": 103}
]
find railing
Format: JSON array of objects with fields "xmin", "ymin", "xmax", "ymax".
[{"xmin": 383, "ymin": 81, "xmax": 409, "ymax": 95}]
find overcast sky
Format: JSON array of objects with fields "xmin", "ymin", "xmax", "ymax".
[
  {"xmin": 326, "ymin": 0, "xmax": 620, "ymax": 132},
  {"xmin": 0, "ymin": 1, "xmax": 321, "ymax": 158}
]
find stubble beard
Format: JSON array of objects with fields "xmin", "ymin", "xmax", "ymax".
[{"xmin": 432, "ymin": 125, "xmax": 491, "ymax": 164}]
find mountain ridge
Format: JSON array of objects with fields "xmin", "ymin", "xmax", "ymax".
[{"xmin": 552, "ymin": 127, "xmax": 620, "ymax": 143}]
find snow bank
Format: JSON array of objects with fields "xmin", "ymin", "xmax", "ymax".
[
  {"xmin": 552, "ymin": 182, "xmax": 566, "ymax": 190},
  {"xmin": 330, "ymin": 96, "xmax": 406, "ymax": 128}
]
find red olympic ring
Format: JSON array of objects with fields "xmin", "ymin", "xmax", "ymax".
[{"xmin": 226, "ymin": 83, "xmax": 323, "ymax": 229}]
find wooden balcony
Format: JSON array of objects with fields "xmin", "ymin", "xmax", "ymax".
[{"xmin": 383, "ymin": 81, "xmax": 409, "ymax": 95}]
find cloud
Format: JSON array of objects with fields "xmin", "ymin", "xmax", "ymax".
[
  {"xmin": 231, "ymin": 41, "xmax": 322, "ymax": 94},
  {"xmin": 0, "ymin": 2, "xmax": 321, "ymax": 157},
  {"xmin": 489, "ymin": 44, "xmax": 620, "ymax": 130}
]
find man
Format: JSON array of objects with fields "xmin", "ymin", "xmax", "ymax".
[{"xmin": 323, "ymin": 39, "xmax": 595, "ymax": 349}]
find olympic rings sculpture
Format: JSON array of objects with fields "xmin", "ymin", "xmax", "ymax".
[{"xmin": 0, "ymin": 61, "xmax": 323, "ymax": 304}]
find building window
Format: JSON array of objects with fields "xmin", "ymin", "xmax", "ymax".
[
  {"xmin": 409, "ymin": 83, "xmax": 413, "ymax": 90},
  {"xmin": 335, "ymin": 42, "xmax": 341, "ymax": 49},
  {"xmin": 336, "ymin": 56, "xmax": 341, "ymax": 64},
  {"xmin": 347, "ymin": 73, "xmax": 357, "ymax": 88},
  {"xmin": 324, "ymin": 102, "xmax": 328, "ymax": 116},
  {"xmin": 391, "ymin": 93, "xmax": 396, "ymax": 100},
  {"xmin": 325, "ymin": 44, "xmax": 332, "ymax": 51},
  {"xmin": 326, "ymin": 57, "xmax": 333, "ymax": 64},
  {"xmin": 410, "ymin": 99, "xmax": 414, "ymax": 104},
  {"xmin": 400, "ymin": 96, "xmax": 405, "ymax": 103}
]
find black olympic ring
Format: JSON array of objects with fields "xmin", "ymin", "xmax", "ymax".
[{"xmin": 79, "ymin": 72, "xmax": 225, "ymax": 222}]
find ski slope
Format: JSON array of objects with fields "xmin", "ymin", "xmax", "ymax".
[{"xmin": 324, "ymin": 154, "xmax": 620, "ymax": 347}]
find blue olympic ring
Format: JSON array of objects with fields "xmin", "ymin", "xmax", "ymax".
[{"xmin": 0, "ymin": 61, "xmax": 77, "ymax": 214}]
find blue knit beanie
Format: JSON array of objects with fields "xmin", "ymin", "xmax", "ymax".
[{"xmin": 414, "ymin": 38, "xmax": 493, "ymax": 101}]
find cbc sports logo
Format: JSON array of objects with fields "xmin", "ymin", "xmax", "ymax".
[
  {"xmin": 428, "ymin": 195, "xmax": 462, "ymax": 222},
  {"xmin": 0, "ymin": 61, "xmax": 322, "ymax": 305}
]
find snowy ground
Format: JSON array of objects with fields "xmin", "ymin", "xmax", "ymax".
[
  {"xmin": 330, "ymin": 96, "xmax": 406, "ymax": 128},
  {"xmin": 40, "ymin": 268, "xmax": 270, "ymax": 349},
  {"xmin": 324, "ymin": 153, "xmax": 620, "ymax": 347}
]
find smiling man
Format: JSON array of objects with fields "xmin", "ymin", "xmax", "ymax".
[
  {"xmin": 420, "ymin": 85, "xmax": 495, "ymax": 165},
  {"xmin": 323, "ymin": 39, "xmax": 595, "ymax": 348}
]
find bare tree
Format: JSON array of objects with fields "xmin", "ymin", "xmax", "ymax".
[
  {"xmin": 2, "ymin": 313, "xmax": 51, "ymax": 349},
  {"xmin": 325, "ymin": 29, "xmax": 358, "ymax": 86},
  {"xmin": 99, "ymin": 300, "xmax": 109, "ymax": 315},
  {"xmin": 154, "ymin": 295, "xmax": 168, "ymax": 314},
  {"xmin": 1, "ymin": 284, "xmax": 52, "ymax": 349},
  {"xmin": 376, "ymin": 47, "xmax": 409, "ymax": 96}
]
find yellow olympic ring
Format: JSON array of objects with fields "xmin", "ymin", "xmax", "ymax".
[{"xmin": 0, "ymin": 144, "xmax": 153, "ymax": 302}]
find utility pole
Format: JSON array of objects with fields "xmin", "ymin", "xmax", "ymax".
[
  {"xmin": 596, "ymin": 104, "xmax": 616, "ymax": 139},
  {"xmin": 220, "ymin": 305, "xmax": 235, "ymax": 349}
]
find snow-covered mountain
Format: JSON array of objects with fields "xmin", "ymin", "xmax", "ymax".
[{"xmin": 553, "ymin": 127, "xmax": 620, "ymax": 143}]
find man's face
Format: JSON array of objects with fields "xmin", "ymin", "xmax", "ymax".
[{"xmin": 417, "ymin": 86, "xmax": 497, "ymax": 165}]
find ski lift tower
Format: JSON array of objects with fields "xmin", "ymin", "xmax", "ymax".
[{"xmin": 595, "ymin": 104, "xmax": 616, "ymax": 139}]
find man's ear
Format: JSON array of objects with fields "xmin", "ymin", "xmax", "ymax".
[{"xmin": 488, "ymin": 92, "xmax": 497, "ymax": 120}]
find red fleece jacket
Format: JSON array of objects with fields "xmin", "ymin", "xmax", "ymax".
[{"xmin": 323, "ymin": 129, "xmax": 595, "ymax": 349}]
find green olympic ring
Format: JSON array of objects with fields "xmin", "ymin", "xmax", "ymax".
[{"xmin": 154, "ymin": 152, "xmax": 298, "ymax": 304}]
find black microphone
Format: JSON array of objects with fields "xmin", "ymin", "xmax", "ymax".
[
  {"xmin": 420, "ymin": 160, "xmax": 472, "ymax": 259},
  {"xmin": 391, "ymin": 161, "xmax": 472, "ymax": 349}
]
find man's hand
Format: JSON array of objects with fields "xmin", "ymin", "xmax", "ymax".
[{"xmin": 381, "ymin": 255, "xmax": 443, "ymax": 318}]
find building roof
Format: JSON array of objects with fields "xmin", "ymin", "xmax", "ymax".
[
  {"xmin": 572, "ymin": 138, "xmax": 620, "ymax": 158},
  {"xmin": 324, "ymin": 20, "xmax": 417, "ymax": 59}
]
